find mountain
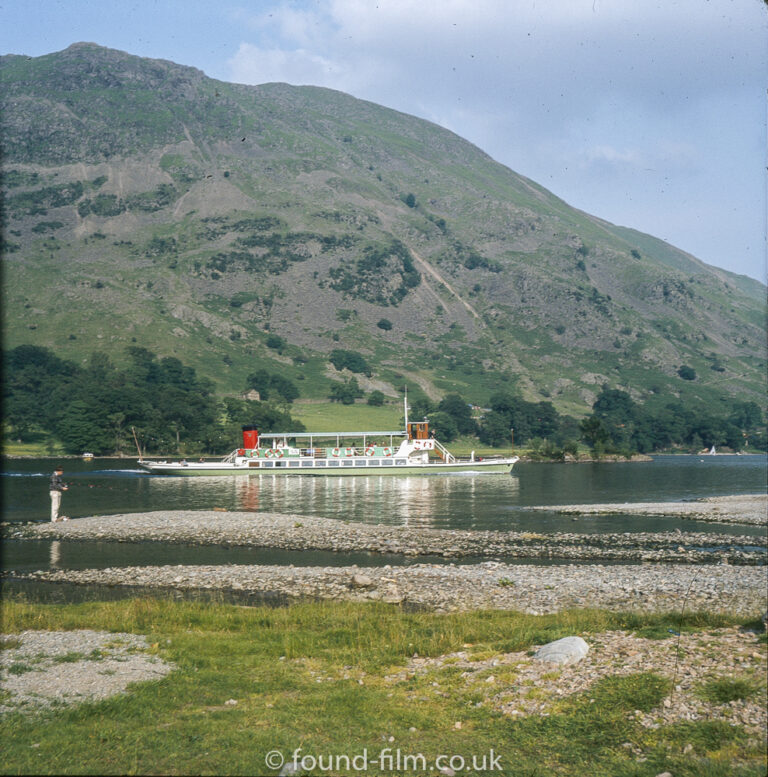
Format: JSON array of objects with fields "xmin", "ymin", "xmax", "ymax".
[{"xmin": 2, "ymin": 43, "xmax": 765, "ymax": 413}]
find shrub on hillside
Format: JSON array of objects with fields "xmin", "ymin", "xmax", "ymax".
[{"xmin": 329, "ymin": 349, "xmax": 372, "ymax": 376}]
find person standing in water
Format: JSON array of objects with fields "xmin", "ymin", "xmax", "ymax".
[{"xmin": 49, "ymin": 466, "xmax": 69, "ymax": 522}]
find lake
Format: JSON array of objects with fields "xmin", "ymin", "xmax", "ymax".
[{"xmin": 2, "ymin": 454, "xmax": 765, "ymax": 578}]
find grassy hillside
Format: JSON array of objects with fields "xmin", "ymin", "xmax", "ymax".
[{"xmin": 2, "ymin": 43, "xmax": 765, "ymax": 415}]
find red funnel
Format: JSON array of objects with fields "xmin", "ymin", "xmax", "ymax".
[{"xmin": 242, "ymin": 426, "xmax": 259, "ymax": 449}]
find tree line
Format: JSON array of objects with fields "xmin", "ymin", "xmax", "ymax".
[
  {"xmin": 3, "ymin": 345, "xmax": 304, "ymax": 456},
  {"xmin": 413, "ymin": 387, "xmax": 765, "ymax": 456},
  {"xmin": 3, "ymin": 345, "xmax": 764, "ymax": 456},
  {"xmin": 574, "ymin": 387, "xmax": 765, "ymax": 456}
]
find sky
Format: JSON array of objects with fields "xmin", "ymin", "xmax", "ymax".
[{"xmin": 2, "ymin": 0, "xmax": 766, "ymax": 283}]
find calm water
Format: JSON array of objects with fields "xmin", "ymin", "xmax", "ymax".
[{"xmin": 2, "ymin": 455, "xmax": 766, "ymax": 577}]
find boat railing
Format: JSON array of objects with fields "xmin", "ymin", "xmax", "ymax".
[
  {"xmin": 222, "ymin": 449, "xmax": 239, "ymax": 463},
  {"xmin": 432, "ymin": 439, "xmax": 456, "ymax": 463},
  {"xmin": 452, "ymin": 453, "xmax": 518, "ymax": 463}
]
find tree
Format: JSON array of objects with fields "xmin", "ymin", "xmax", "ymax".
[
  {"xmin": 266, "ymin": 334, "xmax": 286, "ymax": 352},
  {"xmin": 590, "ymin": 387, "xmax": 640, "ymax": 450},
  {"xmin": 57, "ymin": 400, "xmax": 112, "ymax": 454},
  {"xmin": 530, "ymin": 401, "xmax": 560, "ymax": 439},
  {"xmin": 4, "ymin": 344, "xmax": 309, "ymax": 456},
  {"xmin": 478, "ymin": 411, "xmax": 512, "ymax": 447},
  {"xmin": 367, "ymin": 390, "xmax": 385, "ymax": 406},
  {"xmin": 245, "ymin": 370, "xmax": 299, "ymax": 403},
  {"xmin": 125, "ymin": 346, "xmax": 162, "ymax": 384},
  {"xmin": 3, "ymin": 345, "xmax": 78, "ymax": 438},
  {"xmin": 579, "ymin": 416, "xmax": 610, "ymax": 450},
  {"xmin": 428, "ymin": 411, "xmax": 458, "ymax": 442},
  {"xmin": 246, "ymin": 369, "xmax": 273, "ymax": 400},
  {"xmin": 329, "ymin": 378, "xmax": 363, "ymax": 405},
  {"xmin": 107, "ymin": 411, "xmax": 126, "ymax": 453},
  {"xmin": 729, "ymin": 401, "xmax": 763, "ymax": 432},
  {"xmin": 486, "ymin": 391, "xmax": 567, "ymax": 445},
  {"xmin": 269, "ymin": 375, "xmax": 299, "ymax": 403},
  {"xmin": 329, "ymin": 349, "xmax": 371, "ymax": 376},
  {"xmin": 376, "ymin": 318, "xmax": 393, "ymax": 331},
  {"xmin": 437, "ymin": 393, "xmax": 476, "ymax": 436},
  {"xmin": 592, "ymin": 387, "xmax": 637, "ymax": 422}
]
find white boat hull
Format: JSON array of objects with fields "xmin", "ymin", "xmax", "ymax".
[{"xmin": 138, "ymin": 456, "xmax": 519, "ymax": 476}]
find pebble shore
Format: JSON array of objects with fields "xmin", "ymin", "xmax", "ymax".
[
  {"xmin": 0, "ymin": 630, "xmax": 174, "ymax": 715},
  {"xmin": 533, "ymin": 494, "xmax": 767, "ymax": 526},
  {"xmin": 8, "ymin": 509, "xmax": 767, "ymax": 564},
  {"xmin": 11, "ymin": 561, "xmax": 768, "ymax": 615}
]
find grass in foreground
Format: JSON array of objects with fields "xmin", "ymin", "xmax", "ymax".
[{"xmin": 1, "ymin": 598, "xmax": 765, "ymax": 776}]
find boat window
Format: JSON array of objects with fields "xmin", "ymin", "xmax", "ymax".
[
  {"xmin": 381, "ymin": 459, "xmax": 394, "ymax": 466},
  {"xmin": 354, "ymin": 460, "xmax": 367, "ymax": 467},
  {"xmin": 368, "ymin": 460, "xmax": 380, "ymax": 466},
  {"xmin": 342, "ymin": 460, "xmax": 354, "ymax": 467},
  {"xmin": 315, "ymin": 460, "xmax": 326, "ymax": 467},
  {"xmin": 289, "ymin": 461, "xmax": 301, "ymax": 468},
  {"xmin": 395, "ymin": 459, "xmax": 407, "ymax": 466},
  {"xmin": 327, "ymin": 461, "xmax": 339, "ymax": 467},
  {"xmin": 262, "ymin": 461, "xmax": 274, "ymax": 468},
  {"xmin": 301, "ymin": 461, "xmax": 314, "ymax": 467},
  {"xmin": 248, "ymin": 461, "xmax": 260, "ymax": 468},
  {"xmin": 275, "ymin": 461, "xmax": 286, "ymax": 467}
]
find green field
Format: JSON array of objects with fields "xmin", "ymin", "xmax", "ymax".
[
  {"xmin": 2, "ymin": 597, "xmax": 765, "ymax": 776},
  {"xmin": 290, "ymin": 401, "xmax": 404, "ymax": 432}
]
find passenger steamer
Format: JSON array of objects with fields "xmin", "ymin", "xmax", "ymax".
[{"xmin": 138, "ymin": 411, "xmax": 518, "ymax": 477}]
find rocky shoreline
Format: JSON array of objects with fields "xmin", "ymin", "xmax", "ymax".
[
  {"xmin": 8, "ymin": 561, "xmax": 767, "ymax": 615},
  {"xmin": 5, "ymin": 497, "xmax": 766, "ymax": 615},
  {"xmin": 533, "ymin": 494, "xmax": 767, "ymax": 526},
  {"xmin": 6, "ymin": 509, "xmax": 767, "ymax": 565}
]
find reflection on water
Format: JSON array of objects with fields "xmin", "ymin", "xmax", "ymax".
[
  {"xmin": 145, "ymin": 472, "xmax": 521, "ymax": 529},
  {"xmin": 4, "ymin": 537, "xmax": 457, "ymax": 575}
]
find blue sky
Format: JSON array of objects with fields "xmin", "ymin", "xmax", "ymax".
[{"xmin": 2, "ymin": 0, "xmax": 766, "ymax": 282}]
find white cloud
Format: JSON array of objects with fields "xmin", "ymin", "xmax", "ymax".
[
  {"xmin": 222, "ymin": 0, "xmax": 767, "ymax": 280},
  {"xmin": 584, "ymin": 145, "xmax": 642, "ymax": 167},
  {"xmin": 229, "ymin": 43, "xmax": 341, "ymax": 87}
]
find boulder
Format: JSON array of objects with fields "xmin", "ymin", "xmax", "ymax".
[
  {"xmin": 533, "ymin": 636, "xmax": 589, "ymax": 664},
  {"xmin": 350, "ymin": 574, "xmax": 374, "ymax": 589}
]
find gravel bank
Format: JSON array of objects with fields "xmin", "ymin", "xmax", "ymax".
[
  {"xmin": 7, "ymin": 510, "xmax": 767, "ymax": 564},
  {"xmin": 10, "ymin": 562, "xmax": 768, "ymax": 615},
  {"xmin": 0, "ymin": 630, "xmax": 174, "ymax": 715},
  {"xmin": 533, "ymin": 494, "xmax": 767, "ymax": 526}
]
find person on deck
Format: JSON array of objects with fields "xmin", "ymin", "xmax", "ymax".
[{"xmin": 49, "ymin": 466, "xmax": 69, "ymax": 522}]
